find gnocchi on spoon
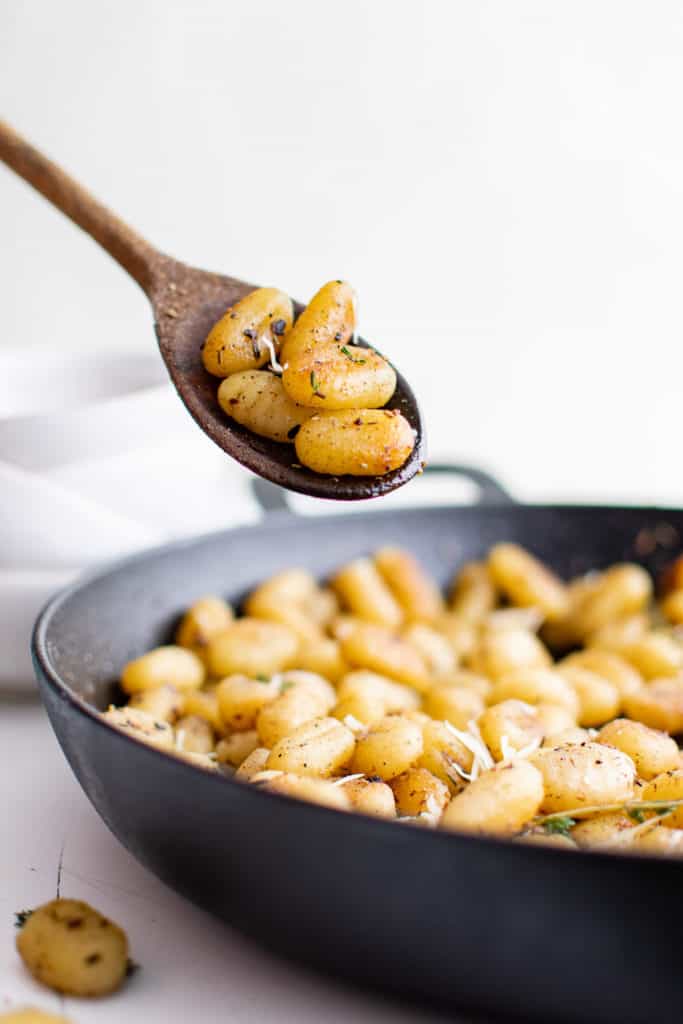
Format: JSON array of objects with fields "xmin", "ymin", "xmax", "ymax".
[
  {"xmin": 0, "ymin": 121, "xmax": 424, "ymax": 501},
  {"xmin": 205, "ymin": 280, "xmax": 417, "ymax": 478}
]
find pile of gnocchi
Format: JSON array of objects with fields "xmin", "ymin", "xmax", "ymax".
[
  {"xmin": 104, "ymin": 544, "xmax": 683, "ymax": 855},
  {"xmin": 202, "ymin": 280, "xmax": 415, "ymax": 476}
]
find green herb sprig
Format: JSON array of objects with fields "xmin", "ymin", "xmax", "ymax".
[
  {"xmin": 340, "ymin": 345, "xmax": 366, "ymax": 364},
  {"xmin": 542, "ymin": 816, "xmax": 576, "ymax": 837}
]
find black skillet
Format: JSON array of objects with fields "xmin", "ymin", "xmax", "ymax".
[{"xmin": 32, "ymin": 464, "xmax": 683, "ymax": 1024}]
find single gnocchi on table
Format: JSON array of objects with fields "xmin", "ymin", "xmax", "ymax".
[
  {"xmin": 15, "ymin": 899, "xmax": 131, "ymax": 999},
  {"xmin": 203, "ymin": 280, "xmax": 415, "ymax": 477},
  {"xmin": 102, "ymin": 542, "xmax": 683, "ymax": 855}
]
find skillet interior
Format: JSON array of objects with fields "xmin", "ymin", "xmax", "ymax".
[{"xmin": 34, "ymin": 501, "xmax": 683, "ymax": 1024}]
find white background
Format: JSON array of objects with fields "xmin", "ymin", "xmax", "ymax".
[
  {"xmin": 2, "ymin": 3, "xmax": 683, "ymax": 1022},
  {"xmin": 3, "ymin": 0, "xmax": 683, "ymax": 505}
]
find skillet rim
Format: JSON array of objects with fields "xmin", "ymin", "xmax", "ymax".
[{"xmin": 32, "ymin": 499, "xmax": 683, "ymax": 868}]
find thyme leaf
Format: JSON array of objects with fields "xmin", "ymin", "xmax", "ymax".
[
  {"xmin": 542, "ymin": 816, "xmax": 576, "ymax": 836},
  {"xmin": 340, "ymin": 345, "xmax": 366, "ymax": 364},
  {"xmin": 15, "ymin": 909, "xmax": 33, "ymax": 929}
]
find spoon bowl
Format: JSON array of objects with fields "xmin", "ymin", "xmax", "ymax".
[{"xmin": 0, "ymin": 122, "xmax": 424, "ymax": 501}]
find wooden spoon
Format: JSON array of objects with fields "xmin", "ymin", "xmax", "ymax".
[{"xmin": 0, "ymin": 121, "xmax": 424, "ymax": 501}]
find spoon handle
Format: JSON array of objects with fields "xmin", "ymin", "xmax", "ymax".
[{"xmin": 0, "ymin": 119, "xmax": 159, "ymax": 294}]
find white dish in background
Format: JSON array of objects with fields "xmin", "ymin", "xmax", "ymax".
[
  {"xmin": 0, "ymin": 346, "xmax": 261, "ymax": 690},
  {"xmin": 0, "ymin": 348, "xmax": 199, "ymax": 471},
  {"xmin": 0, "ymin": 568, "xmax": 77, "ymax": 688},
  {"xmin": 0, "ymin": 459, "xmax": 162, "ymax": 570},
  {"xmin": 49, "ymin": 440, "xmax": 261, "ymax": 539}
]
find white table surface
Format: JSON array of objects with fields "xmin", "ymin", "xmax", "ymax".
[{"xmin": 0, "ymin": 694, "xmax": 484, "ymax": 1023}]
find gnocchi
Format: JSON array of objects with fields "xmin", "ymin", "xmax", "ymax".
[
  {"xmin": 202, "ymin": 286, "xmax": 293, "ymax": 377},
  {"xmin": 104, "ymin": 544, "xmax": 683, "ymax": 856},
  {"xmin": 204, "ymin": 280, "xmax": 415, "ymax": 476},
  {"xmin": 16, "ymin": 899, "xmax": 129, "ymax": 997}
]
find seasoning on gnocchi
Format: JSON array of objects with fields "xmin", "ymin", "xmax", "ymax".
[
  {"xmin": 203, "ymin": 281, "xmax": 415, "ymax": 477},
  {"xmin": 15, "ymin": 899, "xmax": 131, "ymax": 998},
  {"xmin": 103, "ymin": 544, "xmax": 683, "ymax": 856}
]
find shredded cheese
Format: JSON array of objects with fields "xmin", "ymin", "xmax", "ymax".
[
  {"xmin": 251, "ymin": 770, "xmax": 284, "ymax": 784},
  {"xmin": 424, "ymin": 794, "xmax": 442, "ymax": 818},
  {"xmin": 332, "ymin": 773, "xmax": 365, "ymax": 788},
  {"xmin": 261, "ymin": 334, "xmax": 285, "ymax": 374},
  {"xmin": 443, "ymin": 754, "xmax": 473, "ymax": 784},
  {"xmin": 443, "ymin": 719, "xmax": 494, "ymax": 782},
  {"xmin": 499, "ymin": 733, "xmax": 542, "ymax": 765},
  {"xmin": 396, "ymin": 812, "xmax": 437, "ymax": 828}
]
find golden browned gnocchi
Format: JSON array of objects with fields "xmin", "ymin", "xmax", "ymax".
[
  {"xmin": 449, "ymin": 561, "xmax": 498, "ymax": 621},
  {"xmin": 469, "ymin": 628, "xmax": 552, "ymax": 680},
  {"xmin": 216, "ymin": 673, "xmax": 282, "ymax": 731},
  {"xmin": 175, "ymin": 596, "xmax": 233, "ymax": 655},
  {"xmin": 256, "ymin": 772, "xmax": 351, "ymax": 811},
  {"xmin": 203, "ymin": 280, "xmax": 415, "ymax": 476},
  {"xmin": 640, "ymin": 769, "xmax": 683, "ymax": 828},
  {"xmin": 597, "ymin": 718, "xmax": 679, "ymax": 780},
  {"xmin": 202, "ymin": 286, "xmax": 293, "ymax": 377},
  {"xmin": 478, "ymin": 699, "xmax": 544, "ymax": 762},
  {"xmin": 571, "ymin": 564, "xmax": 652, "ymax": 638},
  {"xmin": 556, "ymin": 665, "xmax": 620, "ymax": 726},
  {"xmin": 207, "ymin": 619, "xmax": 299, "ymax": 678},
  {"xmin": 533, "ymin": 742, "xmax": 636, "ymax": 813},
  {"xmin": 441, "ymin": 760, "xmax": 544, "ymax": 836},
  {"xmin": 218, "ymin": 371, "xmax": 315, "ymax": 443},
  {"xmin": 374, "ymin": 547, "xmax": 444, "ymax": 622},
  {"xmin": 487, "ymin": 543, "xmax": 569, "ymax": 622},
  {"xmin": 104, "ymin": 543, "xmax": 683, "ymax": 856},
  {"xmin": 102, "ymin": 706, "xmax": 175, "ymax": 750},
  {"xmin": 282, "ymin": 337, "xmax": 396, "ymax": 411},
  {"xmin": 266, "ymin": 717, "xmax": 355, "ymax": 777},
  {"xmin": 332, "ymin": 558, "xmax": 403, "ymax": 627},
  {"xmin": 295, "ymin": 409, "xmax": 415, "ymax": 477},
  {"xmin": 121, "ymin": 645, "xmax": 205, "ymax": 695},
  {"xmin": 215, "ymin": 729, "xmax": 260, "ymax": 767},
  {"xmin": 128, "ymin": 683, "xmax": 183, "ymax": 723},
  {"xmin": 340, "ymin": 776, "xmax": 396, "ymax": 817},
  {"xmin": 570, "ymin": 811, "xmax": 636, "ymax": 850},
  {"xmin": 391, "ymin": 767, "xmax": 450, "ymax": 817},
  {"xmin": 422, "ymin": 683, "xmax": 484, "ymax": 730},
  {"xmin": 341, "ymin": 623, "xmax": 431, "ymax": 690},
  {"xmin": 351, "ymin": 715, "xmax": 424, "ymax": 780},
  {"xmin": 16, "ymin": 899, "xmax": 129, "ymax": 997},
  {"xmin": 244, "ymin": 569, "xmax": 322, "ymax": 641},
  {"xmin": 256, "ymin": 680, "xmax": 332, "ymax": 747}
]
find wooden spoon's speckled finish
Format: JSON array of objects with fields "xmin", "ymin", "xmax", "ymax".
[{"xmin": 0, "ymin": 121, "xmax": 424, "ymax": 500}]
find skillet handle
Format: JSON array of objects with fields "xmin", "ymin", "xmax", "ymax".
[{"xmin": 250, "ymin": 462, "xmax": 514, "ymax": 514}]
